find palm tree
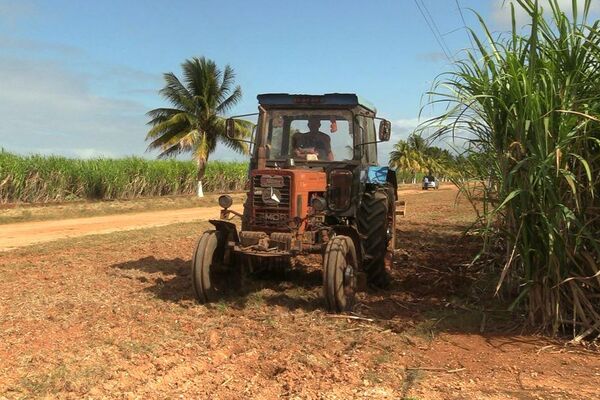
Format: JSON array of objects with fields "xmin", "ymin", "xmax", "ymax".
[
  {"xmin": 146, "ymin": 57, "xmax": 251, "ymax": 196},
  {"xmin": 423, "ymin": 146, "xmax": 451, "ymax": 180},
  {"xmin": 389, "ymin": 140, "xmax": 426, "ymax": 183},
  {"xmin": 407, "ymin": 133, "xmax": 427, "ymax": 154}
]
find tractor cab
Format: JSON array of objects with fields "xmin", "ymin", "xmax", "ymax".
[
  {"xmin": 230, "ymin": 94, "xmax": 390, "ymax": 171},
  {"xmin": 251, "ymin": 93, "xmax": 389, "ymax": 169}
]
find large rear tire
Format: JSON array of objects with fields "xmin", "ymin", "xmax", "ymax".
[
  {"xmin": 191, "ymin": 230, "xmax": 234, "ymax": 303},
  {"xmin": 357, "ymin": 189, "xmax": 391, "ymax": 288},
  {"xmin": 323, "ymin": 236, "xmax": 356, "ymax": 313}
]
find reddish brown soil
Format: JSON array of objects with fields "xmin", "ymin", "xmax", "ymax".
[{"xmin": 0, "ymin": 185, "xmax": 598, "ymax": 399}]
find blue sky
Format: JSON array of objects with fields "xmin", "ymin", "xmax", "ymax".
[{"xmin": 0, "ymin": 0, "xmax": 591, "ymax": 163}]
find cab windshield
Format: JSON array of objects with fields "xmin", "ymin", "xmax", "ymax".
[{"xmin": 264, "ymin": 110, "xmax": 354, "ymax": 162}]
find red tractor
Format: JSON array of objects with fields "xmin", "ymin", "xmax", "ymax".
[{"xmin": 191, "ymin": 93, "xmax": 404, "ymax": 312}]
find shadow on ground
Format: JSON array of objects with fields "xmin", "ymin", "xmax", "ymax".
[
  {"xmin": 111, "ymin": 254, "xmax": 325, "ymax": 310},
  {"xmin": 110, "ymin": 221, "xmax": 517, "ymax": 334}
]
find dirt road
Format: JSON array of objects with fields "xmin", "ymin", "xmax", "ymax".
[
  {"xmin": 0, "ymin": 186, "xmax": 430, "ymax": 251},
  {"xmin": 0, "ymin": 205, "xmax": 241, "ymax": 251}
]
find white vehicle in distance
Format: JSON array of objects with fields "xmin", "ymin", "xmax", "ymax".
[{"xmin": 422, "ymin": 175, "xmax": 438, "ymax": 190}]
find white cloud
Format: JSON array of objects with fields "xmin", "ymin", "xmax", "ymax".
[
  {"xmin": 492, "ymin": 0, "xmax": 600, "ymax": 28},
  {"xmin": 392, "ymin": 118, "xmax": 421, "ymax": 138},
  {"xmin": 70, "ymin": 148, "xmax": 118, "ymax": 159},
  {"xmin": 0, "ymin": 35, "xmax": 82, "ymax": 56},
  {"xmin": 0, "ymin": 33, "xmax": 247, "ymax": 162},
  {"xmin": 0, "ymin": 55, "xmax": 154, "ymax": 158}
]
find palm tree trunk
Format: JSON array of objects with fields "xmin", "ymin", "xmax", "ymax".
[{"xmin": 196, "ymin": 157, "xmax": 207, "ymax": 198}]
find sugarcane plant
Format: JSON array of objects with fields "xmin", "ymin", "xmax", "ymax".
[{"xmin": 423, "ymin": 0, "xmax": 600, "ymax": 339}]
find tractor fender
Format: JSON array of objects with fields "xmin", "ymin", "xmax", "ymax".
[
  {"xmin": 209, "ymin": 220, "xmax": 239, "ymax": 243},
  {"xmin": 365, "ymin": 166, "xmax": 398, "ymax": 200},
  {"xmin": 386, "ymin": 169, "xmax": 398, "ymax": 200},
  {"xmin": 330, "ymin": 225, "xmax": 361, "ymax": 265}
]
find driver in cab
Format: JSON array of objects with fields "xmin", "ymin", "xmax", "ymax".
[{"xmin": 292, "ymin": 117, "xmax": 334, "ymax": 161}]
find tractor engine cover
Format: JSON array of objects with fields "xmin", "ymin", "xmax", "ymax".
[{"xmin": 249, "ymin": 169, "xmax": 326, "ymax": 233}]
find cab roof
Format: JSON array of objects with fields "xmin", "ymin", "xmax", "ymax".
[{"xmin": 257, "ymin": 93, "xmax": 376, "ymax": 113}]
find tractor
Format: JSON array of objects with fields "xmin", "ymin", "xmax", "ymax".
[{"xmin": 191, "ymin": 93, "xmax": 404, "ymax": 312}]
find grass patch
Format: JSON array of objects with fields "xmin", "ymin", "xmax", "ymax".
[
  {"xmin": 401, "ymin": 369, "xmax": 423, "ymax": 399},
  {"xmin": 283, "ymin": 286, "xmax": 315, "ymax": 301},
  {"xmin": 19, "ymin": 364, "xmax": 69, "ymax": 397},
  {"xmin": 363, "ymin": 369, "xmax": 384, "ymax": 384},
  {"xmin": 116, "ymin": 340, "xmax": 156, "ymax": 358},
  {"xmin": 373, "ymin": 350, "xmax": 392, "ymax": 366},
  {"xmin": 215, "ymin": 300, "xmax": 230, "ymax": 312}
]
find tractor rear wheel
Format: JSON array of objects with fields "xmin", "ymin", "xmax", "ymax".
[
  {"xmin": 191, "ymin": 230, "xmax": 236, "ymax": 303},
  {"xmin": 323, "ymin": 236, "xmax": 356, "ymax": 313},
  {"xmin": 357, "ymin": 189, "xmax": 391, "ymax": 288}
]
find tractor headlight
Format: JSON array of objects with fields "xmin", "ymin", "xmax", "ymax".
[
  {"xmin": 218, "ymin": 195, "xmax": 233, "ymax": 209},
  {"xmin": 311, "ymin": 196, "xmax": 327, "ymax": 212}
]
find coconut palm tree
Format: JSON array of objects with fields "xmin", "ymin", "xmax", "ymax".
[
  {"xmin": 146, "ymin": 57, "xmax": 251, "ymax": 196},
  {"xmin": 407, "ymin": 133, "xmax": 427, "ymax": 154},
  {"xmin": 389, "ymin": 140, "xmax": 426, "ymax": 183}
]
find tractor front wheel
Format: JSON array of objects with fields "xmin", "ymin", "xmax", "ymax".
[
  {"xmin": 323, "ymin": 236, "xmax": 357, "ymax": 313},
  {"xmin": 191, "ymin": 230, "xmax": 236, "ymax": 303}
]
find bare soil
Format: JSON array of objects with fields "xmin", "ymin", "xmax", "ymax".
[{"xmin": 0, "ymin": 185, "xmax": 598, "ymax": 399}]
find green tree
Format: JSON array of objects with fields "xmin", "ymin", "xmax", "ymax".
[
  {"xmin": 146, "ymin": 57, "xmax": 251, "ymax": 196},
  {"xmin": 388, "ymin": 138, "xmax": 426, "ymax": 183},
  {"xmin": 423, "ymin": 146, "xmax": 456, "ymax": 180},
  {"xmin": 407, "ymin": 133, "xmax": 427, "ymax": 154},
  {"xmin": 390, "ymin": 133, "xmax": 462, "ymax": 183}
]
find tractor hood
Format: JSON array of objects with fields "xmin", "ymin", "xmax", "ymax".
[{"xmin": 248, "ymin": 168, "xmax": 326, "ymax": 233}]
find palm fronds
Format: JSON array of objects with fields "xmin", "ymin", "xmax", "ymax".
[{"xmin": 389, "ymin": 134, "xmax": 462, "ymax": 183}]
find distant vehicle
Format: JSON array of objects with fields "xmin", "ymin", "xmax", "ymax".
[{"xmin": 422, "ymin": 175, "xmax": 438, "ymax": 190}]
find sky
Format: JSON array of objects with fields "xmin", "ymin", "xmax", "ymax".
[{"xmin": 0, "ymin": 0, "xmax": 595, "ymax": 164}]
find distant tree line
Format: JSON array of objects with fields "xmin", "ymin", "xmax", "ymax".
[{"xmin": 388, "ymin": 133, "xmax": 465, "ymax": 184}]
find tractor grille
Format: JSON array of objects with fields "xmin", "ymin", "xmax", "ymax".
[{"xmin": 252, "ymin": 175, "xmax": 291, "ymax": 229}]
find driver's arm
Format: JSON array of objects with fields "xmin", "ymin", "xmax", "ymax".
[
  {"xmin": 291, "ymin": 133, "xmax": 302, "ymax": 157},
  {"xmin": 323, "ymin": 135, "xmax": 334, "ymax": 161},
  {"xmin": 291, "ymin": 133, "xmax": 308, "ymax": 158}
]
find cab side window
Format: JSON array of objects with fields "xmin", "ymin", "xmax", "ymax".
[{"xmin": 358, "ymin": 116, "xmax": 377, "ymax": 164}]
